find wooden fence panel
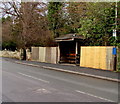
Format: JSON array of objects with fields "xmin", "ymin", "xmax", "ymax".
[
  {"xmin": 80, "ymin": 46, "xmax": 114, "ymax": 70},
  {"xmin": 106, "ymin": 47, "xmax": 113, "ymax": 70},
  {"xmin": 99, "ymin": 47, "xmax": 106, "ymax": 69},
  {"xmin": 32, "ymin": 47, "xmax": 58, "ymax": 64},
  {"xmin": 39, "ymin": 47, "xmax": 46, "ymax": 62},
  {"xmin": 45, "ymin": 47, "xmax": 51, "ymax": 63},
  {"xmin": 51, "ymin": 47, "xmax": 58, "ymax": 64},
  {"xmin": 31, "ymin": 47, "xmax": 39, "ymax": 61}
]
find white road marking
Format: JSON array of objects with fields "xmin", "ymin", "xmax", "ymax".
[
  {"xmin": 75, "ymin": 90, "xmax": 114, "ymax": 102},
  {"xmin": 18, "ymin": 72, "xmax": 49, "ymax": 83}
]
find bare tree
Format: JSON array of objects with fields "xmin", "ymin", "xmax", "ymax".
[{"xmin": 1, "ymin": 1, "xmax": 54, "ymax": 59}]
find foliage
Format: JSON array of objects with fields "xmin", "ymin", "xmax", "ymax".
[
  {"xmin": 1, "ymin": 2, "xmax": 120, "ymax": 49},
  {"xmin": 65, "ymin": 2, "xmax": 87, "ymax": 33},
  {"xmin": 2, "ymin": 41, "xmax": 17, "ymax": 51},
  {"xmin": 117, "ymin": 1, "xmax": 120, "ymax": 45},
  {"xmin": 47, "ymin": 2, "xmax": 63, "ymax": 37},
  {"xmin": 78, "ymin": 2, "xmax": 117, "ymax": 46}
]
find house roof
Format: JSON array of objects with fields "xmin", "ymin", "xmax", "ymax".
[{"xmin": 55, "ymin": 33, "xmax": 85, "ymax": 42}]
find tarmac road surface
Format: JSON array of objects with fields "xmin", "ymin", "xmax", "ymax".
[{"xmin": 1, "ymin": 58, "xmax": 118, "ymax": 102}]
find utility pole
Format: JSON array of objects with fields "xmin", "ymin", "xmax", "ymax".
[{"xmin": 113, "ymin": 0, "xmax": 118, "ymax": 39}]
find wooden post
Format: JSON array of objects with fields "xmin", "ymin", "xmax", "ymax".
[
  {"xmin": 75, "ymin": 42, "xmax": 78, "ymax": 65},
  {"xmin": 57, "ymin": 42, "xmax": 60, "ymax": 63},
  {"xmin": 112, "ymin": 47, "xmax": 117, "ymax": 71},
  {"xmin": 76, "ymin": 42, "xmax": 78, "ymax": 55}
]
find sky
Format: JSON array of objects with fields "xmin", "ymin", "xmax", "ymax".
[{"xmin": 0, "ymin": 0, "xmax": 119, "ymax": 2}]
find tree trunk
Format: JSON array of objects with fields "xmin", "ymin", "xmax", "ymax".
[
  {"xmin": 20, "ymin": 48, "xmax": 26, "ymax": 60},
  {"xmin": 22, "ymin": 48, "xmax": 26, "ymax": 60}
]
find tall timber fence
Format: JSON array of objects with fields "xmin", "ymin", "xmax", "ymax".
[
  {"xmin": 31, "ymin": 47, "xmax": 58, "ymax": 64},
  {"xmin": 80, "ymin": 46, "xmax": 115, "ymax": 71},
  {"xmin": 117, "ymin": 48, "xmax": 120, "ymax": 71}
]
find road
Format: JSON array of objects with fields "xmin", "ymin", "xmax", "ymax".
[{"xmin": 1, "ymin": 58, "xmax": 118, "ymax": 102}]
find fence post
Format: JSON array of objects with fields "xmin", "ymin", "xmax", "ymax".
[{"xmin": 112, "ymin": 47, "xmax": 117, "ymax": 71}]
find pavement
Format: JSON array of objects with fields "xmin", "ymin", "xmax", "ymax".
[{"xmin": 2, "ymin": 57, "xmax": 120, "ymax": 82}]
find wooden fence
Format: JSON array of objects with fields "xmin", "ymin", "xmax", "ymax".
[
  {"xmin": 80, "ymin": 46, "xmax": 114, "ymax": 70},
  {"xmin": 31, "ymin": 47, "xmax": 58, "ymax": 64}
]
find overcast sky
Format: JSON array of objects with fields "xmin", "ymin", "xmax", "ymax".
[{"xmin": 0, "ymin": 0, "xmax": 119, "ymax": 2}]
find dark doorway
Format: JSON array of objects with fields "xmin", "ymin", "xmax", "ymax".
[{"xmin": 59, "ymin": 41, "xmax": 76, "ymax": 64}]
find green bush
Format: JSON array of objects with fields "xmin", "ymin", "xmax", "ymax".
[{"xmin": 2, "ymin": 41, "xmax": 17, "ymax": 51}]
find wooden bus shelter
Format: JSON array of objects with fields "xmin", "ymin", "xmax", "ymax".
[{"xmin": 55, "ymin": 34, "xmax": 85, "ymax": 65}]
